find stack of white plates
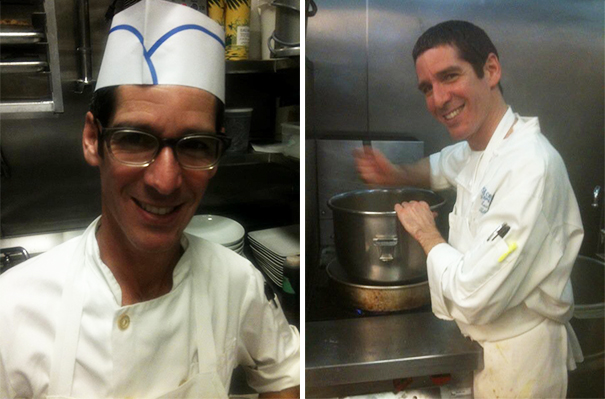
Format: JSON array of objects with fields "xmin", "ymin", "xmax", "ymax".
[
  {"xmin": 248, "ymin": 225, "xmax": 299, "ymax": 287},
  {"xmin": 185, "ymin": 215, "xmax": 245, "ymax": 255}
]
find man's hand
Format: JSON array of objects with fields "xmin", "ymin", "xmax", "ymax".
[
  {"xmin": 394, "ymin": 201, "xmax": 446, "ymax": 254},
  {"xmin": 353, "ymin": 147, "xmax": 405, "ymax": 187},
  {"xmin": 354, "ymin": 147, "xmax": 432, "ymax": 189}
]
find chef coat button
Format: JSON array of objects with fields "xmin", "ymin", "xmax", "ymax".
[{"xmin": 118, "ymin": 314, "xmax": 130, "ymax": 330}]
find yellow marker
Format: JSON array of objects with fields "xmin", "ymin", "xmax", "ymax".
[{"xmin": 498, "ymin": 242, "xmax": 518, "ymax": 262}]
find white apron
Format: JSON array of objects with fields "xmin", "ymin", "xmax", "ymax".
[{"xmin": 46, "ymin": 222, "xmax": 228, "ymax": 399}]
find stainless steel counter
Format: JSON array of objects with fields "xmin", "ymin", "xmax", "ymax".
[{"xmin": 306, "ymin": 311, "xmax": 483, "ymax": 389}]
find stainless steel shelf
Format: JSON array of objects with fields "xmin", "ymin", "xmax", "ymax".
[
  {"xmin": 0, "ymin": 0, "xmax": 63, "ymax": 114},
  {"xmin": 0, "ymin": 229, "xmax": 85, "ymax": 257},
  {"xmin": 0, "ymin": 31, "xmax": 45, "ymax": 45},
  {"xmin": 0, "ymin": 60, "xmax": 48, "ymax": 73},
  {"xmin": 226, "ymin": 58, "xmax": 299, "ymax": 74},
  {"xmin": 306, "ymin": 312, "xmax": 483, "ymax": 388},
  {"xmin": 0, "ymin": 100, "xmax": 54, "ymax": 113}
]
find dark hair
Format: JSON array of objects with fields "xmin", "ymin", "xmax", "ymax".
[
  {"xmin": 412, "ymin": 20, "xmax": 503, "ymax": 92},
  {"xmin": 89, "ymin": 86, "xmax": 225, "ymax": 156},
  {"xmin": 90, "ymin": 86, "xmax": 117, "ymax": 128}
]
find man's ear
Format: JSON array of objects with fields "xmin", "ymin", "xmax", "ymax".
[
  {"xmin": 484, "ymin": 53, "xmax": 502, "ymax": 89},
  {"xmin": 82, "ymin": 111, "xmax": 101, "ymax": 167}
]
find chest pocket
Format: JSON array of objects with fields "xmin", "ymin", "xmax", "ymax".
[
  {"xmin": 468, "ymin": 203, "xmax": 485, "ymax": 237},
  {"xmin": 451, "ymin": 190, "xmax": 489, "ymax": 243},
  {"xmin": 449, "ymin": 212, "xmax": 471, "ymax": 253}
]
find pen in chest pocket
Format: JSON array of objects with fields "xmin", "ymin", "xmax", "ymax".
[
  {"xmin": 487, "ymin": 223, "xmax": 510, "ymax": 241},
  {"xmin": 486, "ymin": 223, "xmax": 518, "ymax": 262}
]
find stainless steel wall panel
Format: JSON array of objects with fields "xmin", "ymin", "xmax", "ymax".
[
  {"xmin": 367, "ymin": 0, "xmax": 451, "ymax": 154},
  {"xmin": 305, "ymin": 0, "xmax": 368, "ymax": 137},
  {"xmin": 305, "ymin": 138, "xmax": 322, "ymax": 292}
]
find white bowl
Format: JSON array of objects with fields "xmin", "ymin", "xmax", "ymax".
[{"xmin": 185, "ymin": 215, "xmax": 245, "ymax": 246}]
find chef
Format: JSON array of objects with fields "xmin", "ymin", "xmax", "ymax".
[
  {"xmin": 0, "ymin": 1, "xmax": 299, "ymax": 398},
  {"xmin": 355, "ymin": 20, "xmax": 583, "ymax": 398}
]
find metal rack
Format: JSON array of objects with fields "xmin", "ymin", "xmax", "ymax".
[{"xmin": 0, "ymin": 0, "xmax": 63, "ymax": 114}]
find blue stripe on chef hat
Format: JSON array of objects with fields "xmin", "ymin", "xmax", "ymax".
[
  {"xmin": 109, "ymin": 23, "xmax": 226, "ymax": 85},
  {"xmin": 95, "ymin": 0, "xmax": 226, "ymax": 102}
]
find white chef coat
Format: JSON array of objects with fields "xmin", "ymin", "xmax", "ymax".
[
  {"xmin": 0, "ymin": 217, "xmax": 300, "ymax": 398},
  {"xmin": 427, "ymin": 107, "xmax": 584, "ymax": 398}
]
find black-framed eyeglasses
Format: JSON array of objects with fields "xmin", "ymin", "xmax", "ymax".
[{"xmin": 96, "ymin": 120, "xmax": 231, "ymax": 170}]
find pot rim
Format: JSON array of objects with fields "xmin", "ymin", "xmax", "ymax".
[{"xmin": 327, "ymin": 187, "xmax": 446, "ymax": 215}]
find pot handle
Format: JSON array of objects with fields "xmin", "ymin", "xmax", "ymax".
[{"xmin": 373, "ymin": 236, "xmax": 398, "ymax": 262}]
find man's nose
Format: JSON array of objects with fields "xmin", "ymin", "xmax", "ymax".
[
  {"xmin": 432, "ymin": 82, "xmax": 451, "ymax": 108},
  {"xmin": 143, "ymin": 147, "xmax": 183, "ymax": 195}
]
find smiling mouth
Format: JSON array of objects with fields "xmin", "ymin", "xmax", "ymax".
[
  {"xmin": 134, "ymin": 199, "xmax": 179, "ymax": 216},
  {"xmin": 443, "ymin": 104, "xmax": 464, "ymax": 121}
]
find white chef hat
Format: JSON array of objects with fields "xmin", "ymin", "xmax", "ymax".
[{"xmin": 95, "ymin": 0, "xmax": 225, "ymax": 103}]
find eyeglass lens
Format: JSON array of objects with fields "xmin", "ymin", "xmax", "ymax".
[{"xmin": 108, "ymin": 131, "xmax": 222, "ymax": 168}]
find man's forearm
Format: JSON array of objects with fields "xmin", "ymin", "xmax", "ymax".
[
  {"xmin": 397, "ymin": 157, "xmax": 431, "ymax": 189},
  {"xmin": 416, "ymin": 229, "xmax": 447, "ymax": 255}
]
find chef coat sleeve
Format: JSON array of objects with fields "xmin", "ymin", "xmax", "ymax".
[
  {"xmin": 236, "ymin": 269, "xmax": 300, "ymax": 393},
  {"xmin": 0, "ymin": 350, "xmax": 9, "ymax": 397},
  {"xmin": 426, "ymin": 154, "xmax": 583, "ymax": 325},
  {"xmin": 429, "ymin": 142, "xmax": 471, "ymax": 191},
  {"xmin": 0, "ymin": 317, "xmax": 17, "ymax": 398}
]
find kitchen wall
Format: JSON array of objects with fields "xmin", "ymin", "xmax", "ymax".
[{"xmin": 306, "ymin": 0, "xmax": 604, "ymax": 257}]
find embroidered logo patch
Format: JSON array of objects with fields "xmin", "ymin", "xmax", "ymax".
[{"xmin": 479, "ymin": 187, "xmax": 494, "ymax": 214}]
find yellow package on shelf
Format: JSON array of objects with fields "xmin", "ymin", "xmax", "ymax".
[
  {"xmin": 225, "ymin": 0, "xmax": 251, "ymax": 60},
  {"xmin": 208, "ymin": 0, "xmax": 226, "ymax": 27}
]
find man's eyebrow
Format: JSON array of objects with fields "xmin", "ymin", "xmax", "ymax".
[
  {"xmin": 417, "ymin": 65, "xmax": 464, "ymax": 92},
  {"xmin": 110, "ymin": 122, "xmax": 215, "ymax": 136},
  {"xmin": 417, "ymin": 80, "xmax": 430, "ymax": 92},
  {"xmin": 435, "ymin": 66, "xmax": 463, "ymax": 79},
  {"xmin": 111, "ymin": 121, "xmax": 154, "ymax": 130}
]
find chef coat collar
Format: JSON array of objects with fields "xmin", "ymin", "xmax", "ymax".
[
  {"xmin": 481, "ymin": 106, "xmax": 516, "ymax": 159},
  {"xmin": 454, "ymin": 107, "xmax": 516, "ymax": 193},
  {"xmin": 85, "ymin": 217, "xmax": 192, "ymax": 306}
]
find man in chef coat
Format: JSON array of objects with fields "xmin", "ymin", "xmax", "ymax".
[
  {"xmin": 0, "ymin": 1, "xmax": 299, "ymax": 398},
  {"xmin": 355, "ymin": 20, "xmax": 583, "ymax": 398}
]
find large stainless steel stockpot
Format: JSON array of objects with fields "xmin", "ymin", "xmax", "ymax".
[{"xmin": 328, "ymin": 188, "xmax": 446, "ymax": 284}]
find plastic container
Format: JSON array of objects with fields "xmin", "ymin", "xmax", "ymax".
[
  {"xmin": 224, "ymin": 108, "xmax": 253, "ymax": 154},
  {"xmin": 248, "ymin": 0, "xmax": 262, "ymax": 59},
  {"xmin": 269, "ymin": 0, "xmax": 299, "ymax": 57},
  {"xmin": 281, "ymin": 122, "xmax": 299, "ymax": 158},
  {"xmin": 258, "ymin": 0, "xmax": 276, "ymax": 60}
]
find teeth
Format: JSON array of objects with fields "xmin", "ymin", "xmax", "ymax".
[
  {"xmin": 139, "ymin": 201, "xmax": 176, "ymax": 215},
  {"xmin": 444, "ymin": 106, "xmax": 463, "ymax": 120}
]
